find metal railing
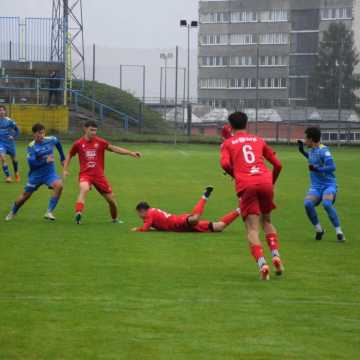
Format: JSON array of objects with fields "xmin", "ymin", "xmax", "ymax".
[
  {"xmin": 0, "ymin": 75, "xmax": 64, "ymax": 105},
  {"xmin": 71, "ymin": 91, "xmax": 139, "ymax": 129}
]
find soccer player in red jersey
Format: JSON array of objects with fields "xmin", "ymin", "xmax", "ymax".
[
  {"xmin": 132, "ymin": 186, "xmax": 240, "ymax": 233},
  {"xmin": 220, "ymin": 112, "xmax": 283, "ymax": 280},
  {"xmin": 63, "ymin": 120, "xmax": 141, "ymax": 224}
]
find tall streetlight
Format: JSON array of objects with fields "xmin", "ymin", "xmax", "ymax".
[
  {"xmin": 180, "ymin": 19, "xmax": 198, "ymax": 135},
  {"xmin": 160, "ymin": 52, "xmax": 173, "ymax": 120}
]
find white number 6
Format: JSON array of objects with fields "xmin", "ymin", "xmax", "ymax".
[{"xmin": 243, "ymin": 145, "xmax": 255, "ymax": 164}]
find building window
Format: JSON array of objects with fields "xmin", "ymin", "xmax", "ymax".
[
  {"xmin": 258, "ymin": 78, "xmax": 287, "ymax": 89},
  {"xmin": 200, "ymin": 79, "xmax": 228, "ymax": 89},
  {"xmin": 200, "ymin": 34, "xmax": 228, "ymax": 45},
  {"xmin": 230, "ymin": 33, "xmax": 256, "ymax": 45},
  {"xmin": 228, "ymin": 78, "xmax": 256, "ymax": 89},
  {"xmin": 230, "ymin": 11, "xmax": 257, "ymax": 23},
  {"xmin": 200, "ymin": 56, "xmax": 228, "ymax": 67},
  {"xmin": 229, "ymin": 55, "xmax": 255, "ymax": 66},
  {"xmin": 259, "ymin": 55, "xmax": 287, "ymax": 66},
  {"xmin": 321, "ymin": 7, "xmax": 352, "ymax": 20},
  {"xmin": 259, "ymin": 9, "xmax": 288, "ymax": 22},
  {"xmin": 259, "ymin": 33, "xmax": 288, "ymax": 45},
  {"xmin": 200, "ymin": 12, "xmax": 230, "ymax": 24}
]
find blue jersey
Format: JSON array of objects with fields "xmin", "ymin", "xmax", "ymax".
[
  {"xmin": 27, "ymin": 136, "xmax": 65, "ymax": 177},
  {"xmin": 0, "ymin": 117, "xmax": 19, "ymax": 145},
  {"xmin": 307, "ymin": 145, "xmax": 337, "ymax": 188}
]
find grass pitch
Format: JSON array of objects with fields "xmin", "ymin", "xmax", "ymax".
[{"xmin": 0, "ymin": 143, "xmax": 359, "ymax": 360}]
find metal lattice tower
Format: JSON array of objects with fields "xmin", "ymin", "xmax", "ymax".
[{"xmin": 51, "ymin": 0, "xmax": 85, "ymax": 81}]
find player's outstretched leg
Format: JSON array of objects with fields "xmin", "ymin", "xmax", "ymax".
[
  {"xmin": 11, "ymin": 155, "xmax": 20, "ymax": 182},
  {"xmin": 212, "ymin": 208, "xmax": 241, "ymax": 232},
  {"xmin": 322, "ymin": 194, "xmax": 345, "ymax": 242},
  {"xmin": 101, "ymin": 192, "xmax": 123, "ymax": 224},
  {"xmin": 0, "ymin": 154, "xmax": 12, "ymax": 183},
  {"xmin": 261, "ymin": 214, "xmax": 284, "ymax": 276},
  {"xmin": 5, "ymin": 192, "xmax": 33, "ymax": 220},
  {"xmin": 188, "ymin": 186, "xmax": 214, "ymax": 225},
  {"xmin": 245, "ymin": 214, "xmax": 270, "ymax": 280},
  {"xmin": 44, "ymin": 180, "xmax": 63, "ymax": 221},
  {"xmin": 75, "ymin": 181, "xmax": 90, "ymax": 224},
  {"xmin": 304, "ymin": 196, "xmax": 324, "ymax": 240}
]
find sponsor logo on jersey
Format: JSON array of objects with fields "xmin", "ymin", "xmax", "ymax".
[{"xmin": 232, "ymin": 137, "xmax": 258, "ymax": 145}]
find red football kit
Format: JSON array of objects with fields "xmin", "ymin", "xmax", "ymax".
[
  {"xmin": 136, "ymin": 208, "xmax": 212, "ymax": 233},
  {"xmin": 69, "ymin": 136, "xmax": 112, "ymax": 194},
  {"xmin": 221, "ymin": 131, "xmax": 282, "ymax": 219}
]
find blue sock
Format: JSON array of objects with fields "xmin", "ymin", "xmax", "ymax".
[
  {"xmin": 2, "ymin": 164, "xmax": 10, "ymax": 177},
  {"xmin": 12, "ymin": 160, "xmax": 18, "ymax": 173},
  {"xmin": 304, "ymin": 199, "xmax": 319, "ymax": 226},
  {"xmin": 48, "ymin": 196, "xmax": 59, "ymax": 212},
  {"xmin": 322, "ymin": 199, "xmax": 340, "ymax": 228},
  {"xmin": 12, "ymin": 203, "xmax": 20, "ymax": 214}
]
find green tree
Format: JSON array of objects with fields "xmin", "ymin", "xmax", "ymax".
[{"xmin": 311, "ymin": 22, "xmax": 359, "ymax": 108}]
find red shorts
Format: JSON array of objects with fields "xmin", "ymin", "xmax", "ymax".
[
  {"xmin": 239, "ymin": 183, "xmax": 276, "ymax": 220},
  {"xmin": 168, "ymin": 214, "xmax": 213, "ymax": 233},
  {"xmin": 79, "ymin": 174, "xmax": 112, "ymax": 194}
]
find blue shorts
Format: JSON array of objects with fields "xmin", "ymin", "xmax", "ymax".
[
  {"xmin": 0, "ymin": 142, "xmax": 16, "ymax": 157},
  {"xmin": 24, "ymin": 172, "xmax": 61, "ymax": 193},
  {"xmin": 307, "ymin": 185, "xmax": 337, "ymax": 205}
]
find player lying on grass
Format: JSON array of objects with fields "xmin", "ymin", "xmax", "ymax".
[
  {"xmin": 0, "ymin": 105, "xmax": 20, "ymax": 183},
  {"xmin": 6, "ymin": 123, "xmax": 65, "ymax": 221},
  {"xmin": 63, "ymin": 120, "xmax": 141, "ymax": 224},
  {"xmin": 298, "ymin": 127, "xmax": 345, "ymax": 242},
  {"xmin": 221, "ymin": 112, "xmax": 283, "ymax": 280},
  {"xmin": 132, "ymin": 187, "xmax": 240, "ymax": 232}
]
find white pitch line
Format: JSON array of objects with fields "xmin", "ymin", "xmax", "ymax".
[{"xmin": 178, "ymin": 150, "xmax": 190, "ymax": 156}]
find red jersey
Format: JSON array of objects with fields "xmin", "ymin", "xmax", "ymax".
[
  {"xmin": 137, "ymin": 208, "xmax": 193, "ymax": 232},
  {"xmin": 69, "ymin": 136, "xmax": 109, "ymax": 177},
  {"xmin": 220, "ymin": 131, "xmax": 282, "ymax": 194}
]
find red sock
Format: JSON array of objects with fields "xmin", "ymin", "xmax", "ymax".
[
  {"xmin": 250, "ymin": 244, "xmax": 265, "ymax": 262},
  {"xmin": 192, "ymin": 197, "xmax": 207, "ymax": 216},
  {"xmin": 219, "ymin": 210, "xmax": 240, "ymax": 226},
  {"xmin": 266, "ymin": 233, "xmax": 279, "ymax": 252},
  {"xmin": 75, "ymin": 202, "xmax": 84, "ymax": 213}
]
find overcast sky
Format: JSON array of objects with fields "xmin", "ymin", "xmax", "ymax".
[{"xmin": 1, "ymin": 0, "xmax": 199, "ymax": 49}]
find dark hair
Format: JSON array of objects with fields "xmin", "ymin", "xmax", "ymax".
[
  {"xmin": 228, "ymin": 112, "xmax": 248, "ymax": 130},
  {"xmin": 32, "ymin": 123, "xmax": 45, "ymax": 133},
  {"xmin": 0, "ymin": 105, "xmax": 7, "ymax": 112},
  {"xmin": 305, "ymin": 127, "xmax": 321, "ymax": 143},
  {"xmin": 136, "ymin": 202, "xmax": 150, "ymax": 211},
  {"xmin": 84, "ymin": 120, "xmax": 98, "ymax": 128}
]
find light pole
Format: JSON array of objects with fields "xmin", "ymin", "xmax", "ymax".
[
  {"xmin": 180, "ymin": 19, "xmax": 198, "ymax": 135},
  {"xmin": 160, "ymin": 52, "xmax": 173, "ymax": 120}
]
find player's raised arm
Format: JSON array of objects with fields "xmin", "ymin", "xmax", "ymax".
[
  {"xmin": 107, "ymin": 144, "xmax": 141, "ymax": 158},
  {"xmin": 297, "ymin": 140, "xmax": 309, "ymax": 159},
  {"xmin": 220, "ymin": 143, "xmax": 234, "ymax": 177},
  {"xmin": 263, "ymin": 143, "xmax": 282, "ymax": 184}
]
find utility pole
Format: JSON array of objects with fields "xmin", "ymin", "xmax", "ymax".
[
  {"xmin": 92, "ymin": 43, "xmax": 96, "ymax": 115},
  {"xmin": 255, "ymin": 35, "xmax": 260, "ymax": 135},
  {"xmin": 337, "ymin": 40, "xmax": 344, "ymax": 147},
  {"xmin": 174, "ymin": 46, "xmax": 179, "ymax": 145}
]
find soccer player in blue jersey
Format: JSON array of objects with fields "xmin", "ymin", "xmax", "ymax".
[
  {"xmin": 0, "ymin": 105, "xmax": 20, "ymax": 183},
  {"xmin": 298, "ymin": 127, "xmax": 345, "ymax": 242},
  {"xmin": 5, "ymin": 123, "xmax": 65, "ymax": 221}
]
